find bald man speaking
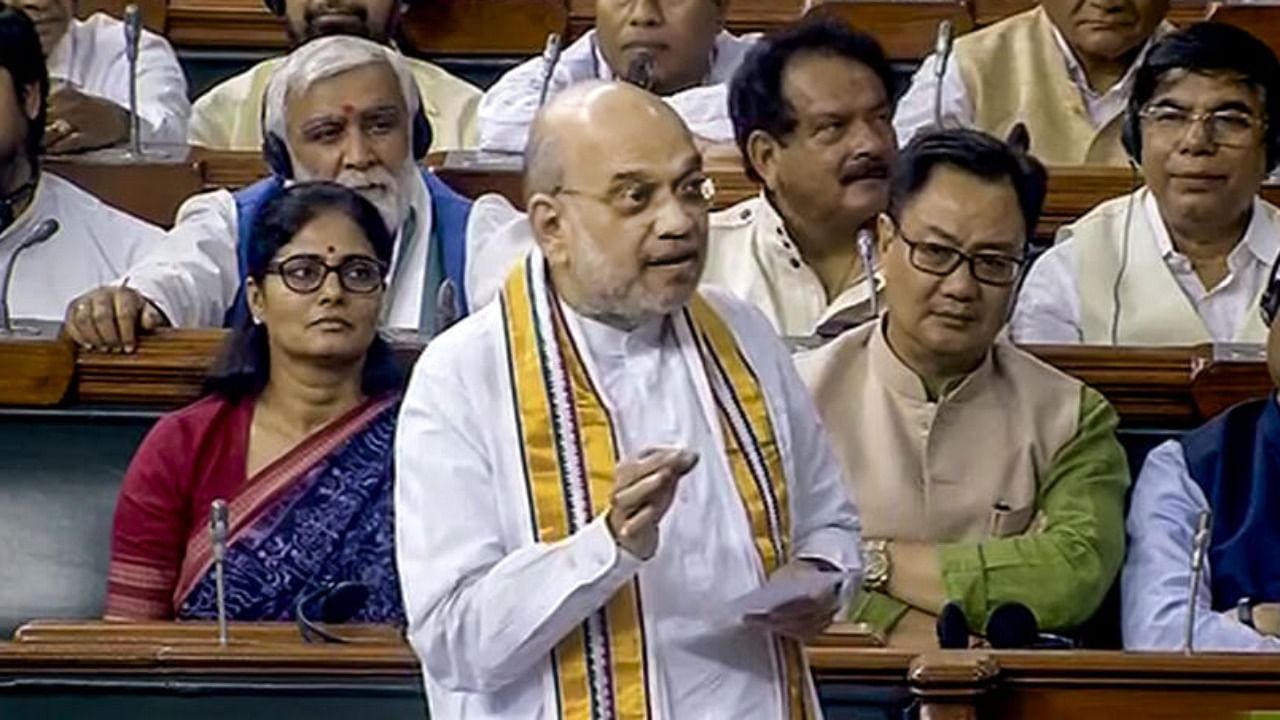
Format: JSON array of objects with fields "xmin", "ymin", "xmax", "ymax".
[{"xmin": 394, "ymin": 81, "xmax": 861, "ymax": 720}]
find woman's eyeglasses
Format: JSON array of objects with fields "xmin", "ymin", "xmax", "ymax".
[{"xmin": 264, "ymin": 255, "xmax": 387, "ymax": 295}]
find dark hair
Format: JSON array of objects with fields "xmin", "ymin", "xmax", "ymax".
[
  {"xmin": 729, "ymin": 17, "xmax": 895, "ymax": 184},
  {"xmin": 205, "ymin": 182, "xmax": 402, "ymax": 400},
  {"xmin": 0, "ymin": 8, "xmax": 48, "ymax": 161},
  {"xmin": 1130, "ymin": 22, "xmax": 1280, "ymax": 172},
  {"xmin": 888, "ymin": 128, "xmax": 1048, "ymax": 246}
]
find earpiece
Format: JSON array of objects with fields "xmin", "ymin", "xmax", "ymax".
[{"xmin": 1121, "ymin": 96, "xmax": 1143, "ymax": 166}]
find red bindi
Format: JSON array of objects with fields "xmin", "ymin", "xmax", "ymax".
[{"xmin": 341, "ymin": 104, "xmax": 355, "ymax": 116}]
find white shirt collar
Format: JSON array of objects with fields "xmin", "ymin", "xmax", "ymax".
[
  {"xmin": 44, "ymin": 21, "xmax": 78, "ymax": 82},
  {"xmin": 562, "ymin": 296, "xmax": 671, "ymax": 360},
  {"xmin": 1141, "ymin": 188, "xmax": 1278, "ymax": 269},
  {"xmin": 1045, "ymin": 19, "xmax": 1158, "ymax": 102}
]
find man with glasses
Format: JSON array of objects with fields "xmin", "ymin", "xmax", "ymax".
[
  {"xmin": 797, "ymin": 129, "xmax": 1129, "ymax": 648},
  {"xmin": 63, "ymin": 36, "xmax": 523, "ymax": 352},
  {"xmin": 396, "ymin": 81, "xmax": 861, "ymax": 719},
  {"xmin": 476, "ymin": 0, "xmax": 756, "ymax": 153},
  {"xmin": 1013, "ymin": 23, "xmax": 1280, "ymax": 345}
]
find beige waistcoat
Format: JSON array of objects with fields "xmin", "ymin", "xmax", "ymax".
[
  {"xmin": 954, "ymin": 7, "xmax": 1128, "ymax": 166},
  {"xmin": 1067, "ymin": 191, "xmax": 1273, "ymax": 345},
  {"xmin": 796, "ymin": 322, "xmax": 1083, "ymax": 543}
]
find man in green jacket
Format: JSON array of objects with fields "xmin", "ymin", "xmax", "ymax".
[{"xmin": 797, "ymin": 128, "xmax": 1129, "ymax": 647}]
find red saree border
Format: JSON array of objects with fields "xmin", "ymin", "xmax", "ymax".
[{"xmin": 172, "ymin": 393, "xmax": 400, "ymax": 606}]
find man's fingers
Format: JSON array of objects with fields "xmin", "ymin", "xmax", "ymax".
[
  {"xmin": 613, "ymin": 466, "xmax": 682, "ymax": 513},
  {"xmin": 89, "ymin": 292, "xmax": 127, "ymax": 350},
  {"xmin": 618, "ymin": 505, "xmax": 659, "ymax": 538},
  {"xmin": 112, "ymin": 291, "xmax": 142, "ymax": 352},
  {"xmin": 139, "ymin": 301, "xmax": 168, "ymax": 331},
  {"xmin": 67, "ymin": 294, "xmax": 106, "ymax": 349}
]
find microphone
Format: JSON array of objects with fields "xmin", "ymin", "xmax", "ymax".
[
  {"xmin": 985, "ymin": 602, "xmax": 1076, "ymax": 650},
  {"xmin": 123, "ymin": 4, "xmax": 143, "ymax": 156},
  {"xmin": 296, "ymin": 581, "xmax": 371, "ymax": 644},
  {"xmin": 1184, "ymin": 509, "xmax": 1213, "ymax": 654},
  {"xmin": 932, "ymin": 19, "xmax": 954, "ymax": 128},
  {"xmin": 0, "ymin": 218, "xmax": 59, "ymax": 334},
  {"xmin": 433, "ymin": 277, "xmax": 459, "ymax": 337},
  {"xmin": 936, "ymin": 601, "xmax": 970, "ymax": 649},
  {"xmin": 537, "ymin": 32, "xmax": 563, "ymax": 108},
  {"xmin": 624, "ymin": 51, "xmax": 657, "ymax": 92},
  {"xmin": 856, "ymin": 228, "xmax": 879, "ymax": 320},
  {"xmin": 209, "ymin": 499, "xmax": 230, "ymax": 647}
]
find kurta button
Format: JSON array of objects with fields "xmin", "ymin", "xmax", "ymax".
[
  {"xmin": 740, "ymin": 209, "xmax": 752, "ymax": 220},
  {"xmin": 790, "ymin": 259, "xmax": 801, "ymax": 269}
]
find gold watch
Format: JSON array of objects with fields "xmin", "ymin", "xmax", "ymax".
[{"xmin": 861, "ymin": 539, "xmax": 890, "ymax": 592}]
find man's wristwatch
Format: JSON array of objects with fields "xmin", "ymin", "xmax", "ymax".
[{"xmin": 861, "ymin": 539, "xmax": 891, "ymax": 592}]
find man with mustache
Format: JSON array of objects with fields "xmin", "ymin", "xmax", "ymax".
[
  {"xmin": 798, "ymin": 129, "xmax": 1129, "ymax": 648},
  {"xmin": 188, "ymin": 0, "xmax": 480, "ymax": 153},
  {"xmin": 1013, "ymin": 24, "xmax": 1280, "ymax": 345},
  {"xmin": 705, "ymin": 19, "xmax": 896, "ymax": 338},
  {"xmin": 476, "ymin": 0, "xmax": 756, "ymax": 153},
  {"xmin": 895, "ymin": 0, "xmax": 1171, "ymax": 165},
  {"xmin": 64, "ymin": 37, "xmax": 521, "ymax": 352},
  {"xmin": 397, "ymin": 81, "xmax": 861, "ymax": 719},
  {"xmin": 2, "ymin": 0, "xmax": 188, "ymax": 152}
]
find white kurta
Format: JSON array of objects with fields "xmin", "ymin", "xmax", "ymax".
[
  {"xmin": 46, "ymin": 13, "xmax": 190, "ymax": 146},
  {"xmin": 395, "ymin": 281, "xmax": 861, "ymax": 719},
  {"xmin": 706, "ymin": 194, "xmax": 883, "ymax": 338},
  {"xmin": 120, "ymin": 178, "xmax": 526, "ymax": 330},
  {"xmin": 476, "ymin": 30, "xmax": 757, "ymax": 153},
  {"xmin": 1012, "ymin": 189, "xmax": 1280, "ymax": 345},
  {"xmin": 0, "ymin": 172, "xmax": 163, "ymax": 321}
]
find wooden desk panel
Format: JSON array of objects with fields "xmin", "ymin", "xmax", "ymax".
[
  {"xmin": 166, "ymin": 0, "xmax": 285, "ymax": 50},
  {"xmin": 806, "ymin": 0, "xmax": 976, "ymax": 61},
  {"xmin": 7, "ymin": 328, "xmax": 1264, "ymax": 427},
  {"xmin": 402, "ymin": 0, "xmax": 568, "ymax": 56},
  {"xmin": 77, "ymin": 0, "xmax": 166, "ymax": 31},
  {"xmin": 1207, "ymin": 3, "xmax": 1280, "ymax": 59},
  {"xmin": 46, "ymin": 154, "xmax": 205, "ymax": 228}
]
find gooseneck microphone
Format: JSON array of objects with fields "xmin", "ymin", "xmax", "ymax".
[
  {"xmin": 932, "ymin": 20, "xmax": 954, "ymax": 128},
  {"xmin": 1185, "ymin": 510, "xmax": 1213, "ymax": 654},
  {"xmin": 0, "ymin": 218, "xmax": 59, "ymax": 334},
  {"xmin": 209, "ymin": 499, "xmax": 230, "ymax": 647},
  {"xmin": 624, "ymin": 51, "xmax": 657, "ymax": 92},
  {"xmin": 123, "ymin": 4, "xmax": 143, "ymax": 156},
  {"xmin": 538, "ymin": 33, "xmax": 563, "ymax": 108},
  {"xmin": 296, "ymin": 581, "xmax": 371, "ymax": 644},
  {"xmin": 856, "ymin": 228, "xmax": 879, "ymax": 320}
]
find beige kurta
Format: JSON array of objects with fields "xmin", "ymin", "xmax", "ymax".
[
  {"xmin": 796, "ymin": 321, "xmax": 1129, "ymax": 646},
  {"xmin": 188, "ymin": 54, "xmax": 481, "ymax": 152},
  {"xmin": 705, "ymin": 194, "xmax": 882, "ymax": 338}
]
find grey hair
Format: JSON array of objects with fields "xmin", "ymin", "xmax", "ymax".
[{"xmin": 261, "ymin": 36, "xmax": 422, "ymax": 147}]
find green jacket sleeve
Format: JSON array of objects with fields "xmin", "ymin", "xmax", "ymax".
[{"xmin": 936, "ymin": 386, "xmax": 1130, "ymax": 631}]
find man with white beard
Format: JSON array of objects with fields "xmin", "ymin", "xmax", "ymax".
[{"xmin": 64, "ymin": 36, "xmax": 519, "ymax": 351}]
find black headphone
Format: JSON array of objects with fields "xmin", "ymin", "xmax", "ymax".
[{"xmin": 1261, "ymin": 250, "xmax": 1280, "ymax": 327}]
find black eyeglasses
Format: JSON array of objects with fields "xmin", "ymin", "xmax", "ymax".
[
  {"xmin": 892, "ymin": 223, "xmax": 1025, "ymax": 286},
  {"xmin": 264, "ymin": 255, "xmax": 387, "ymax": 295}
]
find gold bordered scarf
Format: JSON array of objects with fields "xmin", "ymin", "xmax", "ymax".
[{"xmin": 499, "ymin": 255, "xmax": 811, "ymax": 720}]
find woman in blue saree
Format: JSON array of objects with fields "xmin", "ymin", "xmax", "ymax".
[{"xmin": 106, "ymin": 182, "xmax": 404, "ymax": 624}]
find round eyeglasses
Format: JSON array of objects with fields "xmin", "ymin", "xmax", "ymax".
[{"xmin": 264, "ymin": 255, "xmax": 387, "ymax": 295}]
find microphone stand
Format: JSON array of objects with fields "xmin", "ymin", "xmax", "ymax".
[
  {"xmin": 0, "ymin": 218, "xmax": 61, "ymax": 338},
  {"xmin": 932, "ymin": 20, "xmax": 954, "ymax": 129},
  {"xmin": 538, "ymin": 33, "xmax": 563, "ymax": 108},
  {"xmin": 123, "ymin": 4, "xmax": 143, "ymax": 158},
  {"xmin": 1184, "ymin": 510, "xmax": 1213, "ymax": 655},
  {"xmin": 856, "ymin": 229, "xmax": 879, "ymax": 320},
  {"xmin": 210, "ymin": 499, "xmax": 230, "ymax": 647}
]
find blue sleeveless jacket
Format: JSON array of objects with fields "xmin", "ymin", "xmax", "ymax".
[
  {"xmin": 1180, "ymin": 396, "xmax": 1280, "ymax": 611},
  {"xmin": 224, "ymin": 170, "xmax": 473, "ymax": 328}
]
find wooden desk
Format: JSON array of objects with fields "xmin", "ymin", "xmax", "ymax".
[
  {"xmin": 1207, "ymin": 2, "xmax": 1280, "ymax": 59},
  {"xmin": 812, "ymin": 646, "xmax": 1280, "ymax": 720},
  {"xmin": 805, "ymin": 0, "xmax": 977, "ymax": 62},
  {"xmin": 0, "ymin": 328, "xmax": 1270, "ymax": 430},
  {"xmin": 402, "ymin": 0, "xmax": 567, "ymax": 56},
  {"xmin": 45, "ymin": 153, "xmax": 205, "ymax": 229}
]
